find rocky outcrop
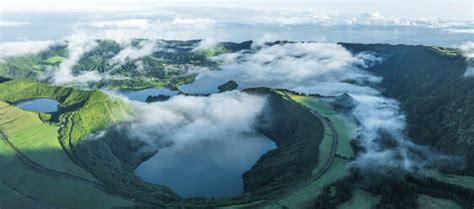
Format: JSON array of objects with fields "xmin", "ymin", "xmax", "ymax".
[
  {"xmin": 145, "ymin": 95, "xmax": 171, "ymax": 103},
  {"xmin": 218, "ymin": 80, "xmax": 238, "ymax": 92}
]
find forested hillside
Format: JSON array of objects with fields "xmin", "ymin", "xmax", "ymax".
[{"xmin": 343, "ymin": 43, "xmax": 474, "ymax": 175}]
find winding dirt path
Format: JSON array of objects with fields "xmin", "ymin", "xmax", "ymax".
[{"xmin": 308, "ymin": 109, "xmax": 338, "ymax": 181}]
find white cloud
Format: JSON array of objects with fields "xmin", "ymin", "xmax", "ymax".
[
  {"xmin": 244, "ymin": 11, "xmax": 473, "ymax": 29},
  {"xmin": 110, "ymin": 39, "xmax": 159, "ymax": 64},
  {"xmin": 89, "ymin": 19, "xmax": 151, "ymax": 29},
  {"xmin": 84, "ymin": 17, "xmax": 219, "ymax": 41},
  {"xmin": 171, "ymin": 17, "xmax": 216, "ymax": 27},
  {"xmin": 460, "ymin": 42, "xmax": 474, "ymax": 77},
  {"xmin": 182, "ymin": 42, "xmax": 443, "ymax": 172},
  {"xmin": 44, "ymin": 15, "xmax": 220, "ymax": 85},
  {"xmin": 118, "ymin": 91, "xmax": 270, "ymax": 159},
  {"xmin": 443, "ymin": 28, "xmax": 474, "ymax": 34},
  {"xmin": 0, "ymin": 40, "xmax": 55, "ymax": 58},
  {"xmin": 0, "ymin": 20, "xmax": 29, "ymax": 27},
  {"xmin": 192, "ymin": 38, "xmax": 217, "ymax": 52},
  {"xmin": 2, "ymin": 7, "xmax": 471, "ymax": 45},
  {"xmin": 52, "ymin": 32, "xmax": 101, "ymax": 85},
  {"xmin": 2, "ymin": 0, "xmax": 473, "ymax": 21},
  {"xmin": 116, "ymin": 90, "xmax": 275, "ymax": 195},
  {"xmin": 182, "ymin": 42, "xmax": 380, "ymax": 95},
  {"xmin": 461, "ymin": 42, "xmax": 474, "ymax": 59}
]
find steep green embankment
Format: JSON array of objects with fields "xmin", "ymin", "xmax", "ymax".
[
  {"xmin": 318, "ymin": 43, "xmax": 474, "ymax": 209},
  {"xmin": 0, "ymin": 79, "xmax": 181, "ymax": 207},
  {"xmin": 242, "ymin": 89, "xmax": 324, "ymax": 198},
  {"xmin": 0, "ymin": 79, "xmax": 128, "ymax": 152},
  {"xmin": 258, "ymin": 91, "xmax": 356, "ymax": 209}
]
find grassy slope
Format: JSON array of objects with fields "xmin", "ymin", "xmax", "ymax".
[
  {"xmin": 0, "ymin": 79, "xmax": 85, "ymax": 105},
  {"xmin": 255, "ymin": 92, "xmax": 354, "ymax": 209},
  {"xmin": 62, "ymin": 90, "xmax": 127, "ymax": 146},
  {"xmin": 263, "ymin": 158, "xmax": 350, "ymax": 209},
  {"xmin": 0, "ymin": 138, "xmax": 134, "ymax": 209},
  {"xmin": 286, "ymin": 94, "xmax": 336, "ymax": 176},
  {"xmin": 0, "ymin": 180, "xmax": 55, "ymax": 209},
  {"xmin": 0, "ymin": 80, "xmax": 133, "ymax": 208},
  {"xmin": 337, "ymin": 189, "xmax": 380, "ymax": 209},
  {"xmin": 417, "ymin": 195, "xmax": 462, "ymax": 209},
  {"xmin": 287, "ymin": 93, "xmax": 355, "ymax": 158},
  {"xmin": 426, "ymin": 170, "xmax": 474, "ymax": 190},
  {"xmin": 0, "ymin": 79, "xmax": 129, "ymax": 150},
  {"xmin": 0, "ymin": 80, "xmax": 183, "ymax": 207},
  {"xmin": 106, "ymin": 79, "xmax": 167, "ymax": 90},
  {"xmin": 46, "ymin": 56, "xmax": 65, "ymax": 64},
  {"xmin": 238, "ymin": 89, "xmax": 324, "ymax": 201},
  {"xmin": 0, "ymin": 55, "xmax": 43, "ymax": 79},
  {"xmin": 0, "ymin": 101, "xmax": 94, "ymax": 180}
]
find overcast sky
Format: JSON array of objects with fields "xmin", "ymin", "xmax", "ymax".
[{"xmin": 1, "ymin": 0, "xmax": 473, "ymax": 19}]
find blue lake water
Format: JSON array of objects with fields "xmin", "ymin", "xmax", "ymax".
[
  {"xmin": 179, "ymin": 82, "xmax": 220, "ymax": 95},
  {"xmin": 15, "ymin": 99, "xmax": 60, "ymax": 113},
  {"xmin": 135, "ymin": 134, "xmax": 276, "ymax": 198},
  {"xmin": 179, "ymin": 76, "xmax": 230, "ymax": 95},
  {"xmin": 118, "ymin": 88, "xmax": 178, "ymax": 102}
]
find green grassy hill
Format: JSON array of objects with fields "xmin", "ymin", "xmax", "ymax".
[
  {"xmin": 0, "ymin": 101, "xmax": 94, "ymax": 179},
  {"xmin": 0, "ymin": 97, "xmax": 134, "ymax": 208},
  {"xmin": 0, "ymin": 79, "xmax": 135, "ymax": 208}
]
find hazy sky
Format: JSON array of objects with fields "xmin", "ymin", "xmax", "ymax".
[
  {"xmin": 1, "ymin": 0, "xmax": 473, "ymax": 19},
  {"xmin": 1, "ymin": 0, "xmax": 472, "ymax": 46}
]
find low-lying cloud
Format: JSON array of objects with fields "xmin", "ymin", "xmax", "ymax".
[
  {"xmin": 240, "ymin": 10, "xmax": 473, "ymax": 30},
  {"xmin": 443, "ymin": 28, "xmax": 474, "ymax": 35},
  {"xmin": 110, "ymin": 39, "xmax": 160, "ymax": 65},
  {"xmin": 0, "ymin": 20, "xmax": 29, "ymax": 27},
  {"xmin": 113, "ymin": 91, "xmax": 276, "ymax": 193},
  {"xmin": 183, "ymin": 42, "xmax": 381, "ymax": 95},
  {"xmin": 48, "ymin": 33, "xmax": 164, "ymax": 85},
  {"xmin": 44, "ymin": 16, "xmax": 221, "ymax": 85},
  {"xmin": 51, "ymin": 32, "xmax": 101, "ymax": 85},
  {"xmin": 0, "ymin": 40, "xmax": 55, "ymax": 58},
  {"xmin": 86, "ymin": 17, "xmax": 219, "ymax": 41},
  {"xmin": 102, "ymin": 91, "xmax": 274, "ymax": 196},
  {"xmin": 183, "ymin": 42, "xmax": 445, "ymax": 172},
  {"xmin": 123, "ymin": 91, "xmax": 267, "ymax": 149},
  {"xmin": 89, "ymin": 19, "xmax": 152, "ymax": 29},
  {"xmin": 192, "ymin": 38, "xmax": 217, "ymax": 52},
  {"xmin": 460, "ymin": 42, "xmax": 474, "ymax": 77}
]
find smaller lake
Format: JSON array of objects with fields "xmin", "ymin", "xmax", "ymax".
[
  {"xmin": 179, "ymin": 83, "xmax": 219, "ymax": 95},
  {"xmin": 179, "ymin": 73, "xmax": 244, "ymax": 95},
  {"xmin": 118, "ymin": 88, "xmax": 178, "ymax": 102},
  {"xmin": 179, "ymin": 77, "xmax": 223, "ymax": 95},
  {"xmin": 135, "ymin": 134, "xmax": 276, "ymax": 198},
  {"xmin": 15, "ymin": 99, "xmax": 60, "ymax": 113}
]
